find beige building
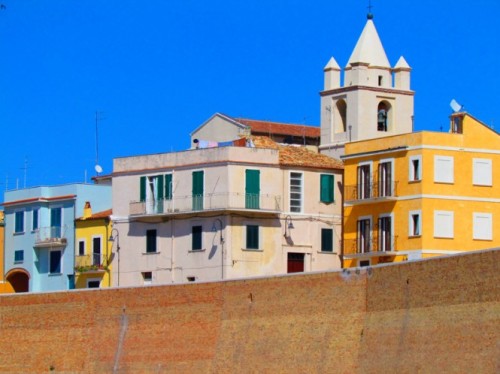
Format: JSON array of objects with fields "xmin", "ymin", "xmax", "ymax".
[
  {"xmin": 319, "ymin": 15, "xmax": 414, "ymax": 159},
  {"xmin": 111, "ymin": 133, "xmax": 343, "ymax": 286}
]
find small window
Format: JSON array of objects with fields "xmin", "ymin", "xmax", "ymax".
[
  {"xmin": 409, "ymin": 156, "xmax": 422, "ymax": 182},
  {"xmin": 87, "ymin": 280, "xmax": 100, "ymax": 288},
  {"xmin": 49, "ymin": 250, "xmax": 62, "ymax": 274},
  {"xmin": 321, "ymin": 228, "xmax": 334, "ymax": 252},
  {"xmin": 187, "ymin": 276, "xmax": 196, "ymax": 282},
  {"xmin": 78, "ymin": 240, "xmax": 85, "ymax": 256},
  {"xmin": 378, "ymin": 75, "xmax": 383, "ymax": 86},
  {"xmin": 246, "ymin": 225, "xmax": 259, "ymax": 250},
  {"xmin": 146, "ymin": 229, "xmax": 157, "ymax": 253},
  {"xmin": 15, "ymin": 211, "xmax": 24, "ymax": 233},
  {"xmin": 14, "ymin": 250, "xmax": 24, "ymax": 263},
  {"xmin": 434, "ymin": 210, "xmax": 454, "ymax": 238},
  {"xmin": 409, "ymin": 211, "xmax": 421, "ymax": 237},
  {"xmin": 434, "ymin": 156, "xmax": 454, "ymax": 184},
  {"xmin": 192, "ymin": 226, "xmax": 202, "ymax": 251},
  {"xmin": 320, "ymin": 174, "xmax": 334, "ymax": 203},
  {"xmin": 473, "ymin": 213, "xmax": 492, "ymax": 240},
  {"xmin": 290, "ymin": 172, "xmax": 303, "ymax": 212},
  {"xmin": 359, "ymin": 260, "xmax": 370, "ymax": 267},
  {"xmin": 472, "ymin": 159, "xmax": 492, "ymax": 186},
  {"xmin": 142, "ymin": 272, "xmax": 152, "ymax": 285},
  {"xmin": 32, "ymin": 209, "xmax": 39, "ymax": 231}
]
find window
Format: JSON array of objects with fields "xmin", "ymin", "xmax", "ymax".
[
  {"xmin": 434, "ymin": 210, "xmax": 454, "ymax": 238},
  {"xmin": 451, "ymin": 116, "xmax": 463, "ymax": 134},
  {"xmin": 409, "ymin": 156, "xmax": 422, "ymax": 182},
  {"xmin": 78, "ymin": 240, "xmax": 85, "ymax": 256},
  {"xmin": 357, "ymin": 218, "xmax": 371, "ymax": 253},
  {"xmin": 359, "ymin": 260, "xmax": 370, "ymax": 267},
  {"xmin": 165, "ymin": 173, "xmax": 173, "ymax": 200},
  {"xmin": 473, "ymin": 159, "xmax": 492, "ymax": 186},
  {"xmin": 378, "ymin": 75, "xmax": 383, "ymax": 87},
  {"xmin": 290, "ymin": 172, "xmax": 303, "ymax": 212},
  {"xmin": 146, "ymin": 229, "xmax": 157, "ymax": 253},
  {"xmin": 92, "ymin": 237, "xmax": 101, "ymax": 265},
  {"xmin": 320, "ymin": 174, "xmax": 334, "ymax": 203},
  {"xmin": 473, "ymin": 213, "xmax": 492, "ymax": 240},
  {"xmin": 378, "ymin": 216, "xmax": 392, "ymax": 252},
  {"xmin": 246, "ymin": 225, "xmax": 259, "ymax": 250},
  {"xmin": 434, "ymin": 156, "xmax": 454, "ymax": 184},
  {"xmin": 409, "ymin": 211, "xmax": 421, "ymax": 237},
  {"xmin": 357, "ymin": 164, "xmax": 371, "ymax": 199},
  {"xmin": 192, "ymin": 226, "xmax": 202, "ymax": 251},
  {"xmin": 378, "ymin": 161, "xmax": 393, "ymax": 197},
  {"xmin": 140, "ymin": 175, "xmax": 165, "ymax": 214},
  {"xmin": 245, "ymin": 169, "xmax": 260, "ymax": 209},
  {"xmin": 192, "ymin": 171, "xmax": 204, "ymax": 211},
  {"xmin": 87, "ymin": 280, "xmax": 100, "ymax": 288},
  {"xmin": 32, "ymin": 209, "xmax": 39, "ymax": 231},
  {"xmin": 14, "ymin": 211, "xmax": 24, "ymax": 233},
  {"xmin": 377, "ymin": 102, "xmax": 388, "ymax": 131},
  {"xmin": 49, "ymin": 250, "xmax": 62, "ymax": 274},
  {"xmin": 14, "ymin": 250, "xmax": 24, "ymax": 263},
  {"xmin": 321, "ymin": 228, "xmax": 334, "ymax": 252},
  {"xmin": 142, "ymin": 272, "xmax": 152, "ymax": 285}
]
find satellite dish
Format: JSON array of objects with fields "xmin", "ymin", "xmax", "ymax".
[
  {"xmin": 450, "ymin": 99, "xmax": 463, "ymax": 113},
  {"xmin": 95, "ymin": 164, "xmax": 103, "ymax": 174}
]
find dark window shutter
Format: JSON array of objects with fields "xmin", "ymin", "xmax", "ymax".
[
  {"xmin": 245, "ymin": 170, "xmax": 260, "ymax": 209},
  {"xmin": 320, "ymin": 174, "xmax": 334, "ymax": 203},
  {"xmin": 321, "ymin": 228, "xmax": 333, "ymax": 252},
  {"xmin": 140, "ymin": 176, "xmax": 146, "ymax": 202},
  {"xmin": 165, "ymin": 174, "xmax": 172, "ymax": 200},
  {"xmin": 192, "ymin": 226, "xmax": 202, "ymax": 250},
  {"xmin": 157, "ymin": 176, "xmax": 164, "ymax": 200}
]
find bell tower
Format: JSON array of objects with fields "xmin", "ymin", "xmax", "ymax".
[{"xmin": 319, "ymin": 14, "xmax": 414, "ymax": 159}]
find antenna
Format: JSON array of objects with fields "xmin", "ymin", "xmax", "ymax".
[
  {"xmin": 95, "ymin": 111, "xmax": 105, "ymax": 175},
  {"xmin": 450, "ymin": 99, "xmax": 463, "ymax": 113},
  {"xmin": 20, "ymin": 157, "xmax": 30, "ymax": 189},
  {"xmin": 367, "ymin": 0, "xmax": 374, "ymax": 19}
]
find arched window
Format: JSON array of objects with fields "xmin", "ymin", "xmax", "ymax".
[
  {"xmin": 334, "ymin": 99, "xmax": 347, "ymax": 134},
  {"xmin": 377, "ymin": 101, "xmax": 391, "ymax": 132}
]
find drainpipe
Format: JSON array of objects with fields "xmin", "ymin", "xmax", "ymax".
[{"xmin": 171, "ymin": 219, "xmax": 175, "ymax": 283}]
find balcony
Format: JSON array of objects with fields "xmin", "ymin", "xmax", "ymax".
[
  {"xmin": 129, "ymin": 192, "xmax": 282, "ymax": 218},
  {"xmin": 344, "ymin": 181, "xmax": 398, "ymax": 203},
  {"xmin": 34, "ymin": 226, "xmax": 68, "ymax": 248},
  {"xmin": 343, "ymin": 236, "xmax": 398, "ymax": 258},
  {"xmin": 74, "ymin": 254, "xmax": 107, "ymax": 274}
]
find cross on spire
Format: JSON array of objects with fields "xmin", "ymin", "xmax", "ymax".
[{"xmin": 367, "ymin": 0, "xmax": 374, "ymax": 19}]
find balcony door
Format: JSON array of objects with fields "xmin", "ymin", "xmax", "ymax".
[
  {"xmin": 357, "ymin": 165, "xmax": 371, "ymax": 199},
  {"xmin": 245, "ymin": 169, "xmax": 260, "ymax": 209},
  {"xmin": 378, "ymin": 216, "xmax": 392, "ymax": 252},
  {"xmin": 357, "ymin": 219, "xmax": 371, "ymax": 253},
  {"xmin": 50, "ymin": 207, "xmax": 62, "ymax": 238},
  {"xmin": 192, "ymin": 171, "xmax": 204, "ymax": 211},
  {"xmin": 378, "ymin": 162, "xmax": 392, "ymax": 197},
  {"xmin": 92, "ymin": 237, "xmax": 101, "ymax": 266}
]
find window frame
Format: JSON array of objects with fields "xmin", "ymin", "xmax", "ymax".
[
  {"xmin": 14, "ymin": 210, "xmax": 25, "ymax": 234},
  {"xmin": 357, "ymin": 216, "xmax": 372, "ymax": 253},
  {"xmin": 409, "ymin": 155, "xmax": 422, "ymax": 182},
  {"xmin": 78, "ymin": 239, "xmax": 86, "ymax": 256},
  {"xmin": 472, "ymin": 158, "xmax": 492, "ymax": 186},
  {"xmin": 408, "ymin": 210, "xmax": 422, "ymax": 237},
  {"xmin": 245, "ymin": 224, "xmax": 260, "ymax": 250},
  {"xmin": 49, "ymin": 249, "xmax": 62, "ymax": 275},
  {"xmin": 14, "ymin": 249, "xmax": 24, "ymax": 263},
  {"xmin": 357, "ymin": 161, "xmax": 372, "ymax": 199},
  {"xmin": 434, "ymin": 155, "xmax": 454, "ymax": 184},
  {"xmin": 289, "ymin": 171, "xmax": 303, "ymax": 213},
  {"xmin": 142, "ymin": 271, "xmax": 153, "ymax": 285},
  {"xmin": 378, "ymin": 158, "xmax": 394, "ymax": 197},
  {"xmin": 191, "ymin": 225, "xmax": 203, "ymax": 251},
  {"xmin": 146, "ymin": 229, "xmax": 158, "ymax": 253},
  {"xmin": 320, "ymin": 174, "xmax": 335, "ymax": 204},
  {"xmin": 434, "ymin": 210, "xmax": 454, "ymax": 239},
  {"xmin": 473, "ymin": 212, "xmax": 492, "ymax": 240},
  {"xmin": 32, "ymin": 208, "xmax": 39, "ymax": 231},
  {"xmin": 320, "ymin": 228, "xmax": 334, "ymax": 252}
]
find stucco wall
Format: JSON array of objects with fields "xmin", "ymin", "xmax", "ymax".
[{"xmin": 0, "ymin": 249, "xmax": 498, "ymax": 373}]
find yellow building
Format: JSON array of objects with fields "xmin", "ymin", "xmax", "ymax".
[
  {"xmin": 342, "ymin": 112, "xmax": 500, "ymax": 267},
  {"xmin": 74, "ymin": 203, "xmax": 113, "ymax": 288}
]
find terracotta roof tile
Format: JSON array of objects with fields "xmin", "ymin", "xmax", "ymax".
[
  {"xmin": 250, "ymin": 136, "xmax": 343, "ymax": 170},
  {"xmin": 236, "ymin": 118, "xmax": 320, "ymax": 138},
  {"xmin": 77, "ymin": 209, "xmax": 112, "ymax": 221}
]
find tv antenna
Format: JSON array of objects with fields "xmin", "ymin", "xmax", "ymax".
[{"xmin": 95, "ymin": 111, "xmax": 105, "ymax": 175}]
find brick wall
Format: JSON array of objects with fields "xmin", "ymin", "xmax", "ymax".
[{"xmin": 0, "ymin": 249, "xmax": 498, "ymax": 373}]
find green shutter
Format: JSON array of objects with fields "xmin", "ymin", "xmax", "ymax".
[
  {"xmin": 157, "ymin": 175, "xmax": 164, "ymax": 200},
  {"xmin": 165, "ymin": 174, "xmax": 172, "ymax": 200},
  {"xmin": 321, "ymin": 228, "xmax": 333, "ymax": 252},
  {"xmin": 192, "ymin": 171, "xmax": 204, "ymax": 210},
  {"xmin": 245, "ymin": 169, "xmax": 260, "ymax": 209},
  {"xmin": 320, "ymin": 174, "xmax": 334, "ymax": 203},
  {"xmin": 140, "ymin": 176, "xmax": 146, "ymax": 202},
  {"xmin": 246, "ymin": 225, "xmax": 259, "ymax": 249}
]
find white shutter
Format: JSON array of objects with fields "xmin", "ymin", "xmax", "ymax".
[
  {"xmin": 434, "ymin": 156, "xmax": 454, "ymax": 183},
  {"xmin": 473, "ymin": 213, "xmax": 492, "ymax": 240},
  {"xmin": 473, "ymin": 159, "xmax": 492, "ymax": 186},
  {"xmin": 434, "ymin": 210, "xmax": 454, "ymax": 238}
]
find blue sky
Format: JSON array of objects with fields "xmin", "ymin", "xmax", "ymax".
[{"xmin": 1, "ymin": 0, "xmax": 499, "ymax": 197}]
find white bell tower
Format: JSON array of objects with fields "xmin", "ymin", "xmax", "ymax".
[{"xmin": 319, "ymin": 14, "xmax": 414, "ymax": 159}]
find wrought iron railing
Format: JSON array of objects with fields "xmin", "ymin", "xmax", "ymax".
[
  {"xmin": 343, "ymin": 236, "xmax": 398, "ymax": 256},
  {"xmin": 130, "ymin": 192, "xmax": 282, "ymax": 216},
  {"xmin": 344, "ymin": 181, "xmax": 398, "ymax": 202},
  {"xmin": 74, "ymin": 254, "xmax": 107, "ymax": 273}
]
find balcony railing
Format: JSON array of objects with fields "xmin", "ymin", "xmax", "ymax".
[
  {"xmin": 34, "ymin": 226, "xmax": 68, "ymax": 247},
  {"xmin": 130, "ymin": 192, "xmax": 282, "ymax": 216},
  {"xmin": 344, "ymin": 181, "xmax": 398, "ymax": 202},
  {"xmin": 74, "ymin": 254, "xmax": 107, "ymax": 273},
  {"xmin": 343, "ymin": 236, "xmax": 398, "ymax": 256}
]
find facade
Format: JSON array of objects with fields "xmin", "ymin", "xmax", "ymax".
[
  {"xmin": 74, "ymin": 203, "xmax": 113, "ymax": 288},
  {"xmin": 191, "ymin": 113, "xmax": 320, "ymax": 148},
  {"xmin": 342, "ymin": 112, "xmax": 500, "ymax": 267},
  {"xmin": 2, "ymin": 184, "xmax": 112, "ymax": 292},
  {"xmin": 0, "ymin": 211, "xmax": 13, "ymax": 293},
  {"xmin": 319, "ymin": 15, "xmax": 414, "ymax": 159},
  {"xmin": 111, "ymin": 136, "xmax": 343, "ymax": 286}
]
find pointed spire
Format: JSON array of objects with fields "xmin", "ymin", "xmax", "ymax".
[
  {"xmin": 324, "ymin": 57, "xmax": 341, "ymax": 71},
  {"xmin": 394, "ymin": 56, "xmax": 411, "ymax": 70},
  {"xmin": 347, "ymin": 19, "xmax": 390, "ymax": 68}
]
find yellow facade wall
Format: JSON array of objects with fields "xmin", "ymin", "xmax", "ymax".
[{"xmin": 75, "ymin": 218, "xmax": 113, "ymax": 288}]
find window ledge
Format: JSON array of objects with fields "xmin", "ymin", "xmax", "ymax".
[
  {"xmin": 408, "ymin": 180, "xmax": 421, "ymax": 184},
  {"xmin": 473, "ymin": 238, "xmax": 492, "ymax": 241},
  {"xmin": 142, "ymin": 251, "xmax": 160, "ymax": 255},
  {"xmin": 188, "ymin": 249, "xmax": 205, "ymax": 253},
  {"xmin": 318, "ymin": 251, "xmax": 338, "ymax": 255},
  {"xmin": 408, "ymin": 235, "xmax": 421, "ymax": 238},
  {"xmin": 13, "ymin": 232, "xmax": 25, "ymax": 236},
  {"xmin": 242, "ymin": 248, "xmax": 263, "ymax": 252},
  {"xmin": 13, "ymin": 261, "xmax": 24, "ymax": 264},
  {"xmin": 49, "ymin": 273, "xmax": 62, "ymax": 276}
]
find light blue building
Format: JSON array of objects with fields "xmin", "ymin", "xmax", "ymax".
[{"xmin": 3, "ymin": 183, "xmax": 111, "ymax": 292}]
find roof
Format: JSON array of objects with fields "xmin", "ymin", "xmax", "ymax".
[
  {"xmin": 76, "ymin": 209, "xmax": 112, "ymax": 221},
  {"xmin": 347, "ymin": 19, "xmax": 390, "ymax": 68},
  {"xmin": 251, "ymin": 136, "xmax": 343, "ymax": 170},
  {"xmin": 236, "ymin": 118, "xmax": 320, "ymax": 138}
]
